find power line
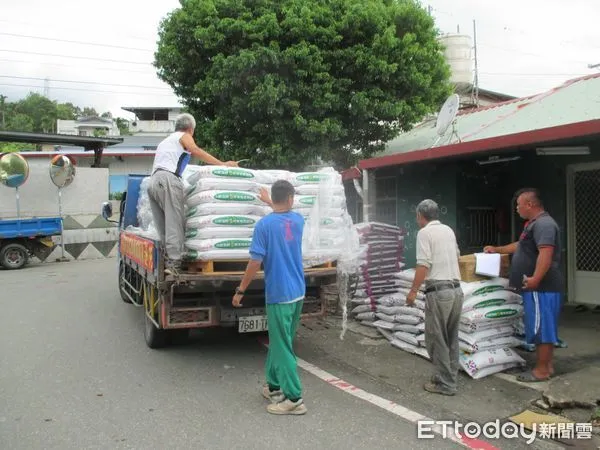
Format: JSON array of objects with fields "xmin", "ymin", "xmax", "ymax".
[
  {"xmin": 0, "ymin": 18, "xmax": 155, "ymax": 42},
  {"xmin": 0, "ymin": 49, "xmax": 152, "ymax": 65},
  {"xmin": 480, "ymin": 72, "xmax": 591, "ymax": 77},
  {"xmin": 0, "ymin": 75, "xmax": 173, "ymax": 91},
  {"xmin": 0, "ymin": 83, "xmax": 177, "ymax": 97},
  {"xmin": 0, "ymin": 32, "xmax": 154, "ymax": 52},
  {"xmin": 0, "ymin": 58, "xmax": 151, "ymax": 75}
]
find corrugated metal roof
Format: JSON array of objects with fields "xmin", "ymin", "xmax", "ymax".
[{"xmin": 379, "ymin": 73, "xmax": 600, "ymax": 158}]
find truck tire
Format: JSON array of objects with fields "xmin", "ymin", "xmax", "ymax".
[
  {"xmin": 144, "ymin": 312, "xmax": 168, "ymax": 349},
  {"xmin": 0, "ymin": 243, "xmax": 29, "ymax": 270}
]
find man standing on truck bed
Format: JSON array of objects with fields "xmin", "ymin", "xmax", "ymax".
[
  {"xmin": 233, "ymin": 180, "xmax": 308, "ymax": 416},
  {"xmin": 147, "ymin": 113, "xmax": 237, "ymax": 273}
]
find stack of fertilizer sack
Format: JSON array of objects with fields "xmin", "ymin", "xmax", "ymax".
[
  {"xmin": 131, "ymin": 165, "xmax": 354, "ymax": 265},
  {"xmin": 350, "ymin": 267, "xmax": 429, "ymax": 359},
  {"xmin": 458, "ymin": 278, "xmax": 527, "ymax": 379}
]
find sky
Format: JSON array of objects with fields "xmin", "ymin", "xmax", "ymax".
[{"xmin": 1, "ymin": 0, "xmax": 599, "ymax": 120}]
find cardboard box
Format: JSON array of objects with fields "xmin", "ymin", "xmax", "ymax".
[{"xmin": 459, "ymin": 254, "xmax": 510, "ymax": 282}]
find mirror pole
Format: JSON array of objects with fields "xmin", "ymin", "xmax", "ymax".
[
  {"xmin": 15, "ymin": 186, "xmax": 20, "ymax": 220},
  {"xmin": 58, "ymin": 187, "xmax": 66, "ymax": 260}
]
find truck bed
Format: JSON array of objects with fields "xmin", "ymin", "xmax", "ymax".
[
  {"xmin": 119, "ymin": 230, "xmax": 337, "ymax": 284},
  {"xmin": 0, "ymin": 217, "xmax": 62, "ymax": 239}
]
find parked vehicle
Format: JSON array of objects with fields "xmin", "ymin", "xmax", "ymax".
[
  {"xmin": 102, "ymin": 174, "xmax": 336, "ymax": 349},
  {"xmin": 0, "ymin": 217, "xmax": 62, "ymax": 269}
]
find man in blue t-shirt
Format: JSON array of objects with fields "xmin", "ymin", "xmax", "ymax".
[{"xmin": 232, "ymin": 180, "xmax": 307, "ymax": 416}]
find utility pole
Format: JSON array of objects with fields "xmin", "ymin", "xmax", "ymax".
[
  {"xmin": 0, "ymin": 94, "xmax": 6, "ymax": 129},
  {"xmin": 472, "ymin": 19, "xmax": 480, "ymax": 108},
  {"xmin": 44, "ymin": 77, "xmax": 50, "ymax": 97}
]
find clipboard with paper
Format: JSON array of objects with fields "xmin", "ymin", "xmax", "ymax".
[{"xmin": 474, "ymin": 252, "xmax": 502, "ymax": 277}]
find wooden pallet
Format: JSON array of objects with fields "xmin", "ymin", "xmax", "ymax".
[{"xmin": 185, "ymin": 259, "xmax": 336, "ymax": 274}]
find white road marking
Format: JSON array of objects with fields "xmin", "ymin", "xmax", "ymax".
[{"xmin": 295, "ymin": 357, "xmax": 500, "ymax": 449}]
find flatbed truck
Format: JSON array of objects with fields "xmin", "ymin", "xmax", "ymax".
[{"xmin": 102, "ymin": 174, "xmax": 337, "ymax": 349}]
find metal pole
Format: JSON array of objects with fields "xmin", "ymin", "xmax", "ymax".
[
  {"xmin": 473, "ymin": 19, "xmax": 480, "ymax": 107},
  {"xmin": 15, "ymin": 186, "xmax": 20, "ymax": 219},
  {"xmin": 362, "ymin": 169, "xmax": 370, "ymax": 222},
  {"xmin": 58, "ymin": 187, "xmax": 66, "ymax": 259}
]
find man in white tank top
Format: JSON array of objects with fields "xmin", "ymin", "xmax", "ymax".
[{"xmin": 147, "ymin": 113, "xmax": 237, "ymax": 273}]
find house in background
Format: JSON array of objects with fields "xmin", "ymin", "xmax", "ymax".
[
  {"xmin": 56, "ymin": 116, "xmax": 120, "ymax": 137},
  {"xmin": 343, "ymin": 73, "xmax": 600, "ymax": 307},
  {"xmin": 122, "ymin": 106, "xmax": 183, "ymax": 136}
]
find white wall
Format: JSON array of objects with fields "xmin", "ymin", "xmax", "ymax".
[{"xmin": 0, "ymin": 159, "xmax": 109, "ymax": 219}]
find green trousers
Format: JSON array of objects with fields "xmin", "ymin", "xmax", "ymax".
[{"xmin": 265, "ymin": 300, "xmax": 304, "ymax": 400}]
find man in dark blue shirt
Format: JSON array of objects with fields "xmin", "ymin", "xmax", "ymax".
[
  {"xmin": 232, "ymin": 180, "xmax": 307, "ymax": 415},
  {"xmin": 484, "ymin": 188, "xmax": 562, "ymax": 382}
]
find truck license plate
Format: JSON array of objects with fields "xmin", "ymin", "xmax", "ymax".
[{"xmin": 238, "ymin": 315, "xmax": 268, "ymax": 333}]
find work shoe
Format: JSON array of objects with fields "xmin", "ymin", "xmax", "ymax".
[
  {"xmin": 423, "ymin": 382, "xmax": 455, "ymax": 396},
  {"xmin": 262, "ymin": 385, "xmax": 285, "ymax": 404},
  {"xmin": 267, "ymin": 399, "xmax": 307, "ymax": 415}
]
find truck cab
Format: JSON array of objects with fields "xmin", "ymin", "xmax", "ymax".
[{"xmin": 103, "ymin": 174, "xmax": 336, "ymax": 349}]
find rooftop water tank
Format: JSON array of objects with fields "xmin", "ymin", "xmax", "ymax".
[{"xmin": 438, "ymin": 34, "xmax": 473, "ymax": 93}]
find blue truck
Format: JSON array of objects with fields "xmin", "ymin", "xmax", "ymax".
[
  {"xmin": 102, "ymin": 174, "xmax": 336, "ymax": 349},
  {"xmin": 0, "ymin": 217, "xmax": 62, "ymax": 270}
]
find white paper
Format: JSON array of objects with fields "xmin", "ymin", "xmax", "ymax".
[{"xmin": 474, "ymin": 252, "xmax": 501, "ymax": 277}]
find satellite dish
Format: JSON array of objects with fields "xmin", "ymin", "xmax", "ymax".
[{"xmin": 436, "ymin": 94, "xmax": 460, "ymax": 136}]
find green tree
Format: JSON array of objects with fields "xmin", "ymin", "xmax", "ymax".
[
  {"xmin": 82, "ymin": 107, "xmax": 98, "ymax": 117},
  {"xmin": 56, "ymin": 102, "xmax": 81, "ymax": 120},
  {"xmin": 12, "ymin": 93, "xmax": 57, "ymax": 133},
  {"xmin": 154, "ymin": 0, "xmax": 451, "ymax": 169},
  {"xmin": 6, "ymin": 113, "xmax": 34, "ymax": 132},
  {"xmin": 115, "ymin": 117, "xmax": 131, "ymax": 136}
]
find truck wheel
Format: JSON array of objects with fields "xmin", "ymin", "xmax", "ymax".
[
  {"xmin": 0, "ymin": 243, "xmax": 29, "ymax": 270},
  {"xmin": 118, "ymin": 263, "xmax": 132, "ymax": 304},
  {"xmin": 144, "ymin": 312, "xmax": 168, "ymax": 349}
]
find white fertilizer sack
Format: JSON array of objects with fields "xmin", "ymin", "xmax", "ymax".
[
  {"xmin": 185, "ymin": 178, "xmax": 261, "ymax": 196},
  {"xmin": 295, "ymin": 184, "xmax": 345, "ymax": 196},
  {"xmin": 185, "ymin": 238, "xmax": 252, "ymax": 253},
  {"xmin": 375, "ymin": 313, "xmax": 421, "ymax": 325},
  {"xmin": 460, "ymin": 348, "xmax": 526, "ymax": 379},
  {"xmin": 293, "ymin": 195, "xmax": 345, "ymax": 209},
  {"xmin": 184, "ymin": 166, "xmax": 275, "ymax": 185},
  {"xmin": 466, "ymin": 362, "xmax": 525, "ymax": 380},
  {"xmin": 186, "ymin": 214, "xmax": 261, "ymax": 229},
  {"xmin": 185, "ymin": 249, "xmax": 250, "ymax": 261},
  {"xmin": 459, "ymin": 325, "xmax": 516, "ymax": 345},
  {"xmin": 462, "ymin": 290, "xmax": 523, "ymax": 312},
  {"xmin": 287, "ymin": 171, "xmax": 340, "ymax": 186},
  {"xmin": 459, "ymin": 336, "xmax": 522, "ymax": 354},
  {"xmin": 460, "ymin": 304, "xmax": 524, "ymax": 325},
  {"xmin": 185, "ymin": 227, "xmax": 254, "ymax": 240},
  {"xmin": 351, "ymin": 305, "xmax": 374, "ymax": 315},
  {"xmin": 416, "ymin": 333, "xmax": 426, "ymax": 347},
  {"xmin": 393, "ymin": 331, "xmax": 420, "ymax": 347},
  {"xmin": 187, "ymin": 190, "xmax": 266, "ymax": 207},
  {"xmin": 377, "ymin": 327, "xmax": 395, "ymax": 342},
  {"xmin": 461, "ymin": 278, "xmax": 510, "ymax": 299},
  {"xmin": 186, "ymin": 203, "xmax": 272, "ymax": 217},
  {"xmin": 390, "ymin": 339, "xmax": 430, "ymax": 360},
  {"xmin": 372, "ymin": 320, "xmax": 422, "ymax": 334},
  {"xmin": 459, "ymin": 319, "xmax": 515, "ymax": 334},
  {"xmin": 356, "ymin": 312, "xmax": 378, "ymax": 321},
  {"xmin": 377, "ymin": 305, "xmax": 424, "ymax": 319}
]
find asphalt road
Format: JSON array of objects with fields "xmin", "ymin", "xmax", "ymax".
[{"xmin": 0, "ymin": 259, "xmax": 458, "ymax": 450}]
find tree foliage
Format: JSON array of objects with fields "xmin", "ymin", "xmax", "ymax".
[
  {"xmin": 154, "ymin": 0, "xmax": 451, "ymax": 169},
  {"xmin": 0, "ymin": 92, "xmax": 131, "ymax": 150}
]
